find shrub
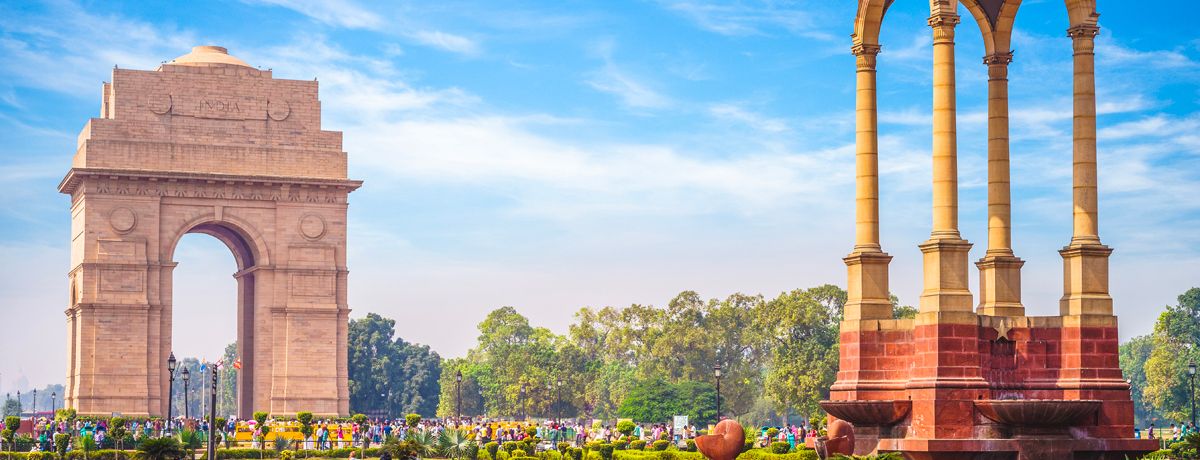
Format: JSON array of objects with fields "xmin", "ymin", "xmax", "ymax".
[
  {"xmin": 525, "ymin": 427, "xmax": 538, "ymax": 438},
  {"xmin": 55, "ymin": 433, "xmax": 71, "ymax": 458},
  {"xmin": 497, "ymin": 451, "xmax": 511, "ymax": 460},
  {"xmin": 406, "ymin": 414, "xmax": 422, "ymax": 428},
  {"xmin": 279, "ymin": 451, "xmax": 294, "ymax": 460},
  {"xmin": 765, "ymin": 428, "xmax": 779, "ymax": 441},
  {"xmin": 743, "ymin": 441, "xmax": 754, "ymax": 453},
  {"xmin": 768, "ymin": 442, "xmax": 790, "ymax": 454},
  {"xmin": 597, "ymin": 443, "xmax": 615, "ymax": 460},
  {"xmin": 629, "ymin": 440, "xmax": 646, "ymax": 450},
  {"xmin": 503, "ymin": 441, "xmax": 521, "ymax": 453},
  {"xmin": 613, "ymin": 440, "xmax": 628, "ymax": 451},
  {"xmin": 540, "ymin": 451, "xmax": 563, "ymax": 460},
  {"xmin": 613, "ymin": 451, "xmax": 704, "ymax": 460},
  {"xmin": 616, "ymin": 421, "xmax": 636, "ymax": 438},
  {"xmin": 736, "ymin": 448, "xmax": 819, "ymax": 460},
  {"xmin": 352, "ymin": 414, "xmax": 368, "ymax": 425},
  {"xmin": 568, "ymin": 447, "xmax": 584, "ymax": 460},
  {"xmin": 557, "ymin": 442, "xmax": 571, "ymax": 453},
  {"xmin": 214, "ymin": 448, "xmax": 276, "ymax": 459},
  {"xmin": 651, "ymin": 440, "xmax": 669, "ymax": 452},
  {"xmin": 684, "ymin": 439, "xmax": 696, "ymax": 452},
  {"xmin": 486, "ymin": 441, "xmax": 501, "ymax": 458},
  {"xmin": 56, "ymin": 408, "xmax": 79, "ymax": 423},
  {"xmin": 138, "ymin": 437, "xmax": 185, "ymax": 460}
]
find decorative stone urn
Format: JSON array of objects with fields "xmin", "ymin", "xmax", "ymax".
[{"xmin": 696, "ymin": 420, "xmax": 744, "ymax": 460}]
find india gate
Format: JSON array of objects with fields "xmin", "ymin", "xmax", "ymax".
[{"xmin": 59, "ymin": 46, "xmax": 357, "ymax": 417}]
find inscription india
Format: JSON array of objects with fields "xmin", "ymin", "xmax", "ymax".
[{"xmin": 157, "ymin": 94, "xmax": 271, "ymax": 121}]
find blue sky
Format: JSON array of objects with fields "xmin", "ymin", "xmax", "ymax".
[{"xmin": 0, "ymin": 0, "xmax": 1197, "ymax": 391}]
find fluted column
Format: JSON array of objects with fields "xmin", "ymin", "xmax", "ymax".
[
  {"xmin": 1060, "ymin": 23, "xmax": 1113, "ymax": 317},
  {"xmin": 976, "ymin": 52, "xmax": 1025, "ymax": 317},
  {"xmin": 843, "ymin": 43, "xmax": 893, "ymax": 322},
  {"xmin": 918, "ymin": 12, "xmax": 974, "ymax": 317}
]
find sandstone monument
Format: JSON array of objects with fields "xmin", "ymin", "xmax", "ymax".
[
  {"xmin": 822, "ymin": 0, "xmax": 1158, "ymax": 458},
  {"xmin": 59, "ymin": 46, "xmax": 359, "ymax": 417}
]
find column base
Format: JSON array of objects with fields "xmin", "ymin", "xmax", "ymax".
[
  {"xmin": 919, "ymin": 238, "xmax": 974, "ymax": 313},
  {"xmin": 1059, "ymin": 242, "xmax": 1113, "ymax": 316},
  {"xmin": 976, "ymin": 252, "xmax": 1025, "ymax": 316},
  {"xmin": 845, "ymin": 250, "xmax": 894, "ymax": 321}
]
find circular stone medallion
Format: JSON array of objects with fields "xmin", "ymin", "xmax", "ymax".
[
  {"xmin": 267, "ymin": 99, "xmax": 291, "ymax": 121},
  {"xmin": 299, "ymin": 214, "xmax": 326, "ymax": 240},
  {"xmin": 110, "ymin": 207, "xmax": 137, "ymax": 233},
  {"xmin": 148, "ymin": 94, "xmax": 173, "ymax": 115}
]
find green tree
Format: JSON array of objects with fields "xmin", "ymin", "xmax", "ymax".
[
  {"xmin": 217, "ymin": 342, "xmax": 238, "ymax": 417},
  {"xmin": 349, "ymin": 313, "xmax": 442, "ymax": 417},
  {"xmin": 1143, "ymin": 288, "xmax": 1200, "ymax": 423},
  {"xmin": 1120, "ymin": 335, "xmax": 1154, "ymax": 426},
  {"xmin": 616, "ymin": 378, "xmax": 716, "ymax": 426},
  {"xmin": 2, "ymin": 399, "xmax": 20, "ymax": 418},
  {"xmin": 756, "ymin": 286, "xmax": 842, "ymax": 421}
]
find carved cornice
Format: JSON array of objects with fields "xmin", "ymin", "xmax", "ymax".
[{"xmin": 60, "ymin": 168, "xmax": 361, "ymax": 204}]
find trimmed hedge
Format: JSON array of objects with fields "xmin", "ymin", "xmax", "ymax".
[
  {"xmin": 211, "ymin": 447, "xmax": 383, "ymax": 459},
  {"xmin": 736, "ymin": 448, "xmax": 818, "ymax": 460}
]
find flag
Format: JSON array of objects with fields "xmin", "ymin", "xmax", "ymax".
[{"xmin": 233, "ymin": 360, "xmax": 242, "ymax": 370}]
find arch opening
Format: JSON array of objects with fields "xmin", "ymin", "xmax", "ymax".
[{"xmin": 168, "ymin": 220, "xmax": 264, "ymax": 418}]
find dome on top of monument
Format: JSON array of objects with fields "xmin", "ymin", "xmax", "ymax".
[{"xmin": 168, "ymin": 45, "xmax": 252, "ymax": 68}]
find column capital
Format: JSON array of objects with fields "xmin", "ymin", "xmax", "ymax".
[
  {"xmin": 983, "ymin": 52, "xmax": 1014, "ymax": 66},
  {"xmin": 851, "ymin": 43, "xmax": 881, "ymax": 57},
  {"xmin": 853, "ymin": 44, "xmax": 881, "ymax": 70},
  {"xmin": 1067, "ymin": 23, "xmax": 1100, "ymax": 40},
  {"xmin": 928, "ymin": 14, "xmax": 959, "ymax": 43}
]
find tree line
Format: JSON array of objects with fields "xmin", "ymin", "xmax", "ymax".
[{"xmin": 1121, "ymin": 288, "xmax": 1200, "ymax": 427}]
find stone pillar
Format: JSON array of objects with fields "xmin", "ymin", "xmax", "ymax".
[
  {"xmin": 919, "ymin": 12, "xmax": 973, "ymax": 316},
  {"xmin": 844, "ymin": 43, "xmax": 893, "ymax": 322},
  {"xmin": 976, "ymin": 52, "xmax": 1025, "ymax": 317},
  {"xmin": 907, "ymin": 11, "xmax": 987, "ymax": 442},
  {"xmin": 1059, "ymin": 23, "xmax": 1113, "ymax": 317}
]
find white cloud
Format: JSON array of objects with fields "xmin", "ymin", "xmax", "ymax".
[
  {"xmin": 406, "ymin": 30, "xmax": 481, "ymax": 56},
  {"xmin": 708, "ymin": 103, "xmax": 790, "ymax": 133},
  {"xmin": 247, "ymin": 0, "xmax": 384, "ymax": 29},
  {"xmin": 658, "ymin": 1, "xmax": 833, "ymax": 40},
  {"xmin": 585, "ymin": 40, "xmax": 671, "ymax": 109}
]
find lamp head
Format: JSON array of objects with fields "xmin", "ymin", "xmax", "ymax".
[
  {"xmin": 168, "ymin": 352, "xmax": 178, "ymax": 373},
  {"xmin": 457, "ymin": 370, "xmax": 463, "ymax": 383},
  {"xmin": 713, "ymin": 364, "xmax": 722, "ymax": 378},
  {"xmin": 1190, "ymin": 360, "xmax": 1197, "ymax": 376},
  {"xmin": 182, "ymin": 367, "xmax": 190, "ymax": 381}
]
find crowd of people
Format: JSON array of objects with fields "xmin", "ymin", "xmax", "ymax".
[
  {"xmin": 0, "ymin": 413, "xmax": 829, "ymax": 453},
  {"xmin": 1142, "ymin": 421, "xmax": 1197, "ymax": 443}
]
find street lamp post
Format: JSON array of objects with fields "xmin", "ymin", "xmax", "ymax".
[
  {"xmin": 556, "ymin": 378, "xmax": 563, "ymax": 422},
  {"xmin": 168, "ymin": 352, "xmax": 177, "ymax": 430},
  {"xmin": 208, "ymin": 365, "xmax": 217, "ymax": 460},
  {"xmin": 1189, "ymin": 361, "xmax": 1197, "ymax": 427},
  {"xmin": 520, "ymin": 383, "xmax": 527, "ymax": 420},
  {"xmin": 713, "ymin": 364, "xmax": 722, "ymax": 421},
  {"xmin": 456, "ymin": 370, "xmax": 463, "ymax": 422},
  {"xmin": 50, "ymin": 392, "xmax": 56, "ymax": 415},
  {"xmin": 182, "ymin": 367, "xmax": 191, "ymax": 420},
  {"xmin": 31, "ymin": 389, "xmax": 36, "ymax": 415}
]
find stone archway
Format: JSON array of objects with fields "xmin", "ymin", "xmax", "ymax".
[{"xmin": 60, "ymin": 45, "xmax": 360, "ymax": 417}]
